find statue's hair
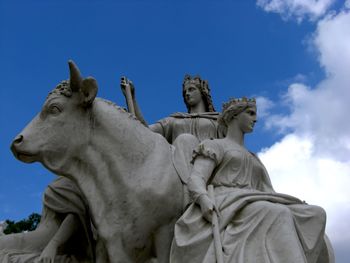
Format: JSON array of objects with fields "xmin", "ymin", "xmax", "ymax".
[
  {"xmin": 48, "ymin": 80, "xmax": 73, "ymax": 98},
  {"xmin": 48, "ymin": 80, "xmax": 146, "ymax": 128},
  {"xmin": 182, "ymin": 74, "xmax": 215, "ymax": 112},
  {"xmin": 218, "ymin": 97, "xmax": 256, "ymax": 126}
]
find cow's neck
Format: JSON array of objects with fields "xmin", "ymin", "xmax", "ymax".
[
  {"xmin": 56, "ymin": 99, "xmax": 162, "ymax": 228},
  {"xmin": 58, "ymin": 142, "xmax": 124, "ymax": 231}
]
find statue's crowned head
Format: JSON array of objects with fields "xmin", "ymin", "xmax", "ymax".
[
  {"xmin": 182, "ymin": 74, "xmax": 215, "ymax": 112},
  {"xmin": 219, "ymin": 97, "xmax": 256, "ymax": 126}
]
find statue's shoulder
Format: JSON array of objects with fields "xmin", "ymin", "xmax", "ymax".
[
  {"xmin": 192, "ymin": 138, "xmax": 225, "ymax": 165},
  {"xmin": 156, "ymin": 114, "xmax": 177, "ymax": 127},
  {"xmin": 169, "ymin": 112, "xmax": 190, "ymax": 118},
  {"xmin": 170, "ymin": 112, "xmax": 220, "ymax": 120}
]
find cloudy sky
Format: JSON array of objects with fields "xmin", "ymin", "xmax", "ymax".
[{"xmin": 0, "ymin": 0, "xmax": 349, "ymax": 261}]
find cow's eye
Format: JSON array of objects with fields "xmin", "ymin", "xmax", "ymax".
[{"xmin": 49, "ymin": 105, "xmax": 62, "ymax": 115}]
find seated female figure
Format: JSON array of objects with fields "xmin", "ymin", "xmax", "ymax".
[
  {"xmin": 170, "ymin": 98, "xmax": 333, "ymax": 263},
  {"xmin": 0, "ymin": 177, "xmax": 95, "ymax": 263}
]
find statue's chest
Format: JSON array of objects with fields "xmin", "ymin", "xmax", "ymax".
[
  {"xmin": 213, "ymin": 149, "xmax": 265, "ymax": 188},
  {"xmin": 172, "ymin": 118, "xmax": 217, "ymax": 140}
]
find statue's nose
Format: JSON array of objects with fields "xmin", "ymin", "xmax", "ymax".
[
  {"xmin": 12, "ymin": 135, "xmax": 24, "ymax": 146},
  {"xmin": 11, "ymin": 135, "xmax": 24, "ymax": 155},
  {"xmin": 11, "ymin": 135, "xmax": 24, "ymax": 156}
]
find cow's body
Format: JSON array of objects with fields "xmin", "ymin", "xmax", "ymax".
[{"xmin": 11, "ymin": 62, "xmax": 185, "ymax": 263}]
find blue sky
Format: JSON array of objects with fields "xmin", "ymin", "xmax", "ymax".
[{"xmin": 1, "ymin": 0, "xmax": 349, "ymax": 261}]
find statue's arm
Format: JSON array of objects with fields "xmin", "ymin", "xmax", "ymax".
[
  {"xmin": 149, "ymin": 123, "xmax": 165, "ymax": 136},
  {"xmin": 120, "ymin": 77, "xmax": 148, "ymax": 126},
  {"xmin": 36, "ymin": 214, "xmax": 80, "ymax": 262},
  {"xmin": 188, "ymin": 156, "xmax": 217, "ymax": 222},
  {"xmin": 0, "ymin": 209, "xmax": 59, "ymax": 252}
]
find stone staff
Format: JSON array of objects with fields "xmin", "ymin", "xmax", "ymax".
[{"xmin": 208, "ymin": 184, "xmax": 224, "ymax": 263}]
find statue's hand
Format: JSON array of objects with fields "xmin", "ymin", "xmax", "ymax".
[
  {"xmin": 35, "ymin": 243, "xmax": 57, "ymax": 263},
  {"xmin": 198, "ymin": 194, "xmax": 217, "ymax": 223},
  {"xmin": 120, "ymin": 76, "xmax": 135, "ymax": 97}
]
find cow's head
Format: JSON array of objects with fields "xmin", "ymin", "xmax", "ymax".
[{"xmin": 11, "ymin": 61, "xmax": 98, "ymax": 172}]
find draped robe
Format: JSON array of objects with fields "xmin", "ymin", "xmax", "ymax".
[
  {"xmin": 0, "ymin": 177, "xmax": 94, "ymax": 263},
  {"xmin": 170, "ymin": 139, "xmax": 331, "ymax": 263}
]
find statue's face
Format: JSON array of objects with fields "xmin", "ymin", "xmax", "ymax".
[
  {"xmin": 235, "ymin": 106, "xmax": 257, "ymax": 133},
  {"xmin": 11, "ymin": 61, "xmax": 98, "ymax": 174},
  {"xmin": 11, "ymin": 91, "xmax": 91, "ymax": 168},
  {"xmin": 183, "ymin": 84, "xmax": 203, "ymax": 107}
]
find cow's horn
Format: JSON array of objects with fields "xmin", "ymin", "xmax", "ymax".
[{"xmin": 68, "ymin": 60, "xmax": 83, "ymax": 91}]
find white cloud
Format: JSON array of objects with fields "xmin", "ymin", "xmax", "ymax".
[
  {"xmin": 292, "ymin": 73, "xmax": 308, "ymax": 82},
  {"xmin": 258, "ymin": 135, "xmax": 350, "ymax": 244},
  {"xmin": 256, "ymin": 0, "xmax": 334, "ymax": 22},
  {"xmin": 256, "ymin": 4, "xmax": 350, "ymax": 252},
  {"xmin": 263, "ymin": 10, "xmax": 350, "ymax": 160},
  {"xmin": 314, "ymin": 10, "xmax": 350, "ymax": 78},
  {"xmin": 346, "ymin": 0, "xmax": 350, "ymax": 9},
  {"xmin": 256, "ymin": 96, "xmax": 275, "ymax": 118}
]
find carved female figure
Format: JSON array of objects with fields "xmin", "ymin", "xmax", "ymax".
[
  {"xmin": 121, "ymin": 75, "xmax": 225, "ymax": 143},
  {"xmin": 170, "ymin": 98, "xmax": 333, "ymax": 263},
  {"xmin": 0, "ymin": 176, "xmax": 95, "ymax": 263}
]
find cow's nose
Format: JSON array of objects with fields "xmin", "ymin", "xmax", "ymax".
[
  {"xmin": 12, "ymin": 135, "xmax": 24, "ymax": 145},
  {"xmin": 11, "ymin": 135, "xmax": 24, "ymax": 156}
]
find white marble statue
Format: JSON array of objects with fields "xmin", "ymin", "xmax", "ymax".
[
  {"xmin": 8, "ymin": 61, "xmax": 334, "ymax": 263},
  {"xmin": 120, "ymin": 74, "xmax": 226, "ymax": 143},
  {"xmin": 10, "ymin": 61, "xmax": 188, "ymax": 263},
  {"xmin": 0, "ymin": 177, "xmax": 95, "ymax": 263},
  {"xmin": 170, "ymin": 97, "xmax": 334, "ymax": 263}
]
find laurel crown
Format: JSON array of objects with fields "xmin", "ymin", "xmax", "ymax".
[
  {"xmin": 222, "ymin": 97, "xmax": 256, "ymax": 111},
  {"xmin": 183, "ymin": 75, "xmax": 202, "ymax": 87}
]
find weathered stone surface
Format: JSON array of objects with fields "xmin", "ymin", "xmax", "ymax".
[
  {"xmin": 10, "ymin": 61, "xmax": 185, "ymax": 262},
  {"xmin": 0, "ymin": 177, "xmax": 94, "ymax": 262},
  {"xmin": 6, "ymin": 62, "xmax": 334, "ymax": 263},
  {"xmin": 171, "ymin": 97, "xmax": 334, "ymax": 263},
  {"xmin": 120, "ymin": 74, "xmax": 225, "ymax": 143}
]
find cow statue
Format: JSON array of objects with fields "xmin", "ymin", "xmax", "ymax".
[{"xmin": 10, "ymin": 61, "xmax": 195, "ymax": 263}]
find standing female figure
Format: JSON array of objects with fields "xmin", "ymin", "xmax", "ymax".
[
  {"xmin": 121, "ymin": 75, "xmax": 225, "ymax": 144},
  {"xmin": 170, "ymin": 98, "xmax": 333, "ymax": 263},
  {"xmin": 120, "ymin": 75, "xmax": 226, "ymax": 260}
]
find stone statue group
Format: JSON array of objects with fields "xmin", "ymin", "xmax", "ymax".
[{"xmin": 1, "ymin": 61, "xmax": 334, "ymax": 263}]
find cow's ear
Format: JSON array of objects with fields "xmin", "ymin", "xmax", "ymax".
[{"xmin": 80, "ymin": 77, "xmax": 98, "ymax": 107}]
